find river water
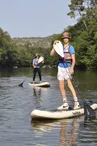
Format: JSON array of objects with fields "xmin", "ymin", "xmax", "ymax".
[{"xmin": 0, "ymin": 67, "xmax": 97, "ymax": 146}]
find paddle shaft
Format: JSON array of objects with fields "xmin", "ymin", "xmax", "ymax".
[{"xmin": 18, "ymin": 70, "xmax": 32, "ymax": 87}]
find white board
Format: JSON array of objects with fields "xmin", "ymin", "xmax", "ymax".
[
  {"xmin": 53, "ymin": 40, "xmax": 64, "ymax": 58},
  {"xmin": 31, "ymin": 103, "xmax": 97, "ymax": 119},
  {"xmin": 29, "ymin": 81, "xmax": 50, "ymax": 87}
]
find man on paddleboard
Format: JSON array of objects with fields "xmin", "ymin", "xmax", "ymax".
[
  {"xmin": 32, "ymin": 53, "xmax": 42, "ymax": 83},
  {"xmin": 50, "ymin": 31, "xmax": 80, "ymax": 110}
]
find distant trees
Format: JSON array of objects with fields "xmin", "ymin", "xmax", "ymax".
[
  {"xmin": 0, "ymin": 28, "xmax": 52, "ymax": 68},
  {"xmin": 67, "ymin": 0, "xmax": 97, "ymax": 69},
  {"xmin": 0, "ymin": 28, "xmax": 17, "ymax": 67},
  {"xmin": 0, "ymin": 28, "xmax": 60, "ymax": 68}
]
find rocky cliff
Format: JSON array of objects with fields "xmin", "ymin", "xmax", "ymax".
[{"xmin": 12, "ymin": 35, "xmax": 54, "ymax": 49}]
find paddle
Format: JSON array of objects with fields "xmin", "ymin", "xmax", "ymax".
[
  {"xmin": 53, "ymin": 40, "xmax": 96, "ymax": 119},
  {"xmin": 38, "ymin": 56, "xmax": 44, "ymax": 64},
  {"xmin": 53, "ymin": 41, "xmax": 64, "ymax": 58},
  {"xmin": 18, "ymin": 71, "xmax": 33, "ymax": 87},
  {"xmin": 18, "ymin": 76, "xmax": 29, "ymax": 87}
]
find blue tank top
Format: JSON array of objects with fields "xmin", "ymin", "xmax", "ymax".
[{"xmin": 33, "ymin": 58, "xmax": 40, "ymax": 68}]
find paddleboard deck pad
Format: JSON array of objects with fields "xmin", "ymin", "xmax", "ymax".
[
  {"xmin": 31, "ymin": 103, "xmax": 97, "ymax": 120},
  {"xmin": 29, "ymin": 81, "xmax": 50, "ymax": 87}
]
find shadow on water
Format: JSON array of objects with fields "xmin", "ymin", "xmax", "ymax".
[
  {"xmin": 79, "ymin": 117, "xmax": 97, "ymax": 145},
  {"xmin": 84, "ymin": 117, "xmax": 97, "ymax": 126}
]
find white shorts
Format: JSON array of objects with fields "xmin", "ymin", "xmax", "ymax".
[{"xmin": 57, "ymin": 66, "xmax": 72, "ymax": 80}]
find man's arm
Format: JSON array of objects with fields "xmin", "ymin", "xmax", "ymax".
[{"xmin": 70, "ymin": 54, "xmax": 76, "ymax": 74}]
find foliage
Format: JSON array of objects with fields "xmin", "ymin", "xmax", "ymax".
[
  {"xmin": 1, "ymin": 2, "xmax": 97, "ymax": 69},
  {"xmin": 67, "ymin": 2, "xmax": 97, "ymax": 69}
]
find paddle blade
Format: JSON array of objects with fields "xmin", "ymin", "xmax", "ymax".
[
  {"xmin": 18, "ymin": 82, "xmax": 24, "ymax": 87},
  {"xmin": 38, "ymin": 56, "xmax": 44, "ymax": 64},
  {"xmin": 18, "ymin": 79, "xmax": 26, "ymax": 87},
  {"xmin": 53, "ymin": 40, "xmax": 64, "ymax": 58},
  {"xmin": 84, "ymin": 102, "xmax": 96, "ymax": 120}
]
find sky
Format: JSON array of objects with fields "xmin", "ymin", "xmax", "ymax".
[{"xmin": 0, "ymin": 0, "xmax": 76, "ymax": 38}]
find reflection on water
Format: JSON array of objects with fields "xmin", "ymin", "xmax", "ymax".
[
  {"xmin": 80, "ymin": 119, "xmax": 97, "ymax": 143},
  {"xmin": 60, "ymin": 119, "xmax": 79, "ymax": 146},
  {"xmin": 32, "ymin": 87, "xmax": 42, "ymax": 109},
  {"xmin": 33, "ymin": 87, "xmax": 41, "ymax": 97},
  {"xmin": 31, "ymin": 117, "xmax": 83, "ymax": 146},
  {"xmin": 31, "ymin": 117, "xmax": 97, "ymax": 146}
]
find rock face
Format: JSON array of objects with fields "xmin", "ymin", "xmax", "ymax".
[{"xmin": 12, "ymin": 35, "xmax": 54, "ymax": 49}]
